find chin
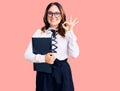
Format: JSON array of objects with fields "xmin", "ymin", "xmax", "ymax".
[{"xmin": 51, "ymin": 23, "xmax": 59, "ymax": 27}]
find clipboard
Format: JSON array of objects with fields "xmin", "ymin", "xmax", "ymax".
[{"xmin": 32, "ymin": 37, "xmax": 52, "ymax": 73}]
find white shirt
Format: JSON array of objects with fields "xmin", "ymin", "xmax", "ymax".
[{"xmin": 24, "ymin": 28, "xmax": 80, "ymax": 63}]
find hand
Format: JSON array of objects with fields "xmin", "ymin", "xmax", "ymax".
[
  {"xmin": 62, "ymin": 15, "xmax": 79, "ymax": 31},
  {"xmin": 45, "ymin": 53, "xmax": 55, "ymax": 64}
]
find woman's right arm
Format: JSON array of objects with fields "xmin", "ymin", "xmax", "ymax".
[
  {"xmin": 24, "ymin": 39, "xmax": 45, "ymax": 63},
  {"xmin": 24, "ymin": 29, "xmax": 55, "ymax": 64},
  {"xmin": 24, "ymin": 29, "xmax": 45, "ymax": 63}
]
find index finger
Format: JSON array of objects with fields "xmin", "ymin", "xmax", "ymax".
[{"xmin": 70, "ymin": 15, "xmax": 72, "ymax": 23}]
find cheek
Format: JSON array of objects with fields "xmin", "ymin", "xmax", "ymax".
[
  {"xmin": 57, "ymin": 17, "xmax": 62, "ymax": 23},
  {"xmin": 47, "ymin": 17, "xmax": 51, "ymax": 23}
]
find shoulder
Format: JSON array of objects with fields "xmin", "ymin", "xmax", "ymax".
[{"xmin": 32, "ymin": 28, "xmax": 45, "ymax": 37}]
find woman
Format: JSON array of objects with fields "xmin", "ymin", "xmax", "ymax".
[{"xmin": 24, "ymin": 2, "xmax": 79, "ymax": 91}]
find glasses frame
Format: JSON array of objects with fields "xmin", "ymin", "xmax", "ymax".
[{"xmin": 47, "ymin": 11, "xmax": 61, "ymax": 18}]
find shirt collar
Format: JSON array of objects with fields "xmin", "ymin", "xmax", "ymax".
[{"xmin": 46, "ymin": 27, "xmax": 58, "ymax": 34}]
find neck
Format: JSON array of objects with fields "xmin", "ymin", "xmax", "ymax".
[{"xmin": 50, "ymin": 25, "xmax": 58, "ymax": 30}]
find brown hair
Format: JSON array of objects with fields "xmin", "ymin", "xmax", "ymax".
[{"xmin": 41, "ymin": 2, "xmax": 66, "ymax": 37}]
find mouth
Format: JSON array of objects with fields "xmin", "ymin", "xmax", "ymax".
[
  {"xmin": 51, "ymin": 20, "xmax": 56, "ymax": 22},
  {"xmin": 50, "ymin": 18, "xmax": 57, "ymax": 22}
]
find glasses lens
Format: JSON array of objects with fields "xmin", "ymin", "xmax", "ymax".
[{"xmin": 54, "ymin": 12, "xmax": 60, "ymax": 17}]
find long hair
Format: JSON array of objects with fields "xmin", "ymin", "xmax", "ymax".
[{"xmin": 41, "ymin": 2, "xmax": 66, "ymax": 37}]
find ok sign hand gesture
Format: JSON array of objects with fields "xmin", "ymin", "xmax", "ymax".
[{"xmin": 62, "ymin": 16, "xmax": 79, "ymax": 31}]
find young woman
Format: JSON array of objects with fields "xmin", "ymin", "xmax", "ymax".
[{"xmin": 24, "ymin": 2, "xmax": 79, "ymax": 91}]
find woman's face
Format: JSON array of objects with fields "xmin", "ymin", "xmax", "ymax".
[{"xmin": 47, "ymin": 5, "xmax": 62, "ymax": 28}]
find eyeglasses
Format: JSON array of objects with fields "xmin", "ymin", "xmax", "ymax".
[{"xmin": 47, "ymin": 11, "xmax": 61, "ymax": 18}]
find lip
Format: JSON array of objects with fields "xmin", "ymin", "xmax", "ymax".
[{"xmin": 50, "ymin": 19, "xmax": 57, "ymax": 22}]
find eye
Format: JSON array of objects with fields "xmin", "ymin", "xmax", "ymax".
[
  {"xmin": 48, "ymin": 11, "xmax": 53, "ymax": 15},
  {"xmin": 54, "ymin": 12, "xmax": 60, "ymax": 15}
]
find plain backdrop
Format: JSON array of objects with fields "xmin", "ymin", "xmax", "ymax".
[{"xmin": 0, "ymin": 0, "xmax": 120, "ymax": 91}]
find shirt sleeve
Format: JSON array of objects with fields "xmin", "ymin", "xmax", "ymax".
[
  {"xmin": 65, "ymin": 30, "xmax": 80, "ymax": 58},
  {"xmin": 24, "ymin": 29, "xmax": 45, "ymax": 63}
]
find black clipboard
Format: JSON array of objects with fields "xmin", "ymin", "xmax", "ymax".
[{"xmin": 32, "ymin": 37, "xmax": 52, "ymax": 73}]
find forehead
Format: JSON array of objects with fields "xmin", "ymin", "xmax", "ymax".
[{"xmin": 48, "ymin": 5, "xmax": 60, "ymax": 12}]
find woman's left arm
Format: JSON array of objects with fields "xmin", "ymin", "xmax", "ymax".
[
  {"xmin": 62, "ymin": 16, "xmax": 80, "ymax": 58},
  {"xmin": 66, "ymin": 30, "xmax": 80, "ymax": 58}
]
